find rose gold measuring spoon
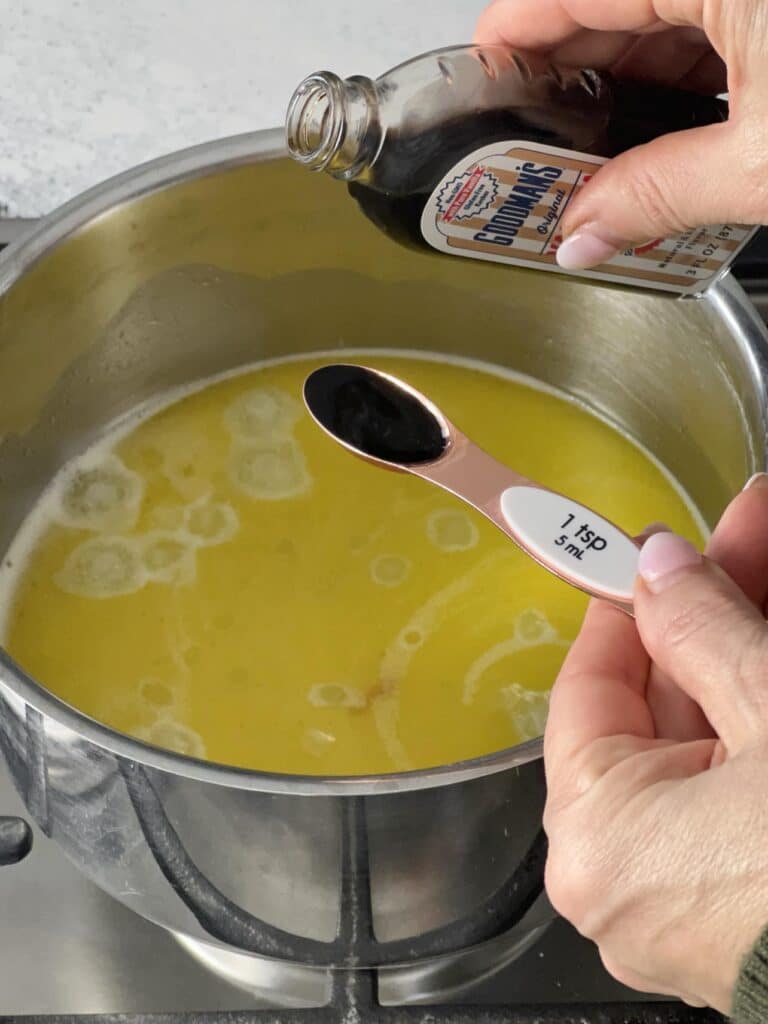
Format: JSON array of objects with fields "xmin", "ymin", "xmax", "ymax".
[{"xmin": 303, "ymin": 363, "xmax": 639, "ymax": 614}]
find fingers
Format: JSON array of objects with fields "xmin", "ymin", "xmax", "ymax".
[
  {"xmin": 611, "ymin": 27, "xmax": 718, "ymax": 88},
  {"xmin": 548, "ymin": 30, "xmax": 640, "ymax": 72},
  {"xmin": 678, "ymin": 50, "xmax": 728, "ymax": 93},
  {"xmin": 577, "ymin": 735, "xmax": 717, "ymax": 799},
  {"xmin": 646, "ymin": 663, "xmax": 715, "ymax": 741},
  {"xmin": 543, "ymin": 598, "xmax": 652, "ymax": 805},
  {"xmin": 474, "ymin": 0, "xmax": 707, "ymax": 49},
  {"xmin": 635, "ymin": 532, "xmax": 768, "ymax": 754},
  {"xmin": 647, "ymin": 476, "xmax": 768, "ymax": 740},
  {"xmin": 706, "ymin": 474, "xmax": 768, "ymax": 608},
  {"xmin": 547, "ymin": 481, "xmax": 768, "ymax": 776},
  {"xmin": 474, "ymin": 0, "xmax": 664, "ymax": 47},
  {"xmin": 474, "ymin": 0, "xmax": 584, "ymax": 48},
  {"xmin": 555, "ymin": 123, "xmax": 757, "ymax": 267},
  {"xmin": 474, "ymin": 1, "xmax": 747, "ymax": 259}
]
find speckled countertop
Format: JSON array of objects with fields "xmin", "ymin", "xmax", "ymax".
[{"xmin": 0, "ymin": 0, "xmax": 484, "ymax": 217}]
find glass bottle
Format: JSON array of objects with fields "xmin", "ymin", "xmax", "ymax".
[{"xmin": 285, "ymin": 45, "xmax": 750, "ymax": 295}]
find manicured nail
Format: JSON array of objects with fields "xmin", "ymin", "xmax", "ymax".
[
  {"xmin": 556, "ymin": 223, "xmax": 625, "ymax": 270},
  {"xmin": 742, "ymin": 472, "xmax": 768, "ymax": 492},
  {"xmin": 638, "ymin": 531, "xmax": 701, "ymax": 593},
  {"xmin": 634, "ymin": 522, "xmax": 671, "ymax": 544},
  {"xmin": 639, "ymin": 521, "xmax": 671, "ymax": 537}
]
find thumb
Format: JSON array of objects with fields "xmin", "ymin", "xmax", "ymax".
[
  {"xmin": 634, "ymin": 531, "xmax": 768, "ymax": 756},
  {"xmin": 556, "ymin": 122, "xmax": 755, "ymax": 270}
]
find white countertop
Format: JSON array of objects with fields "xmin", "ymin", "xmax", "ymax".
[{"xmin": 0, "ymin": 0, "xmax": 485, "ymax": 218}]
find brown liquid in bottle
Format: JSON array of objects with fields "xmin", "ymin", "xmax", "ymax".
[
  {"xmin": 286, "ymin": 45, "xmax": 734, "ymax": 286},
  {"xmin": 347, "ymin": 79, "xmax": 727, "ymax": 252}
]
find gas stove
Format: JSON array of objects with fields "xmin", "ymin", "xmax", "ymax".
[
  {"xmin": 1, "ymin": 218, "xmax": 755, "ymax": 1024},
  {"xmin": 0, "ymin": 745, "xmax": 718, "ymax": 1023}
]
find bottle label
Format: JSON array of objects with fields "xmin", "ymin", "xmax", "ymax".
[{"xmin": 420, "ymin": 141, "xmax": 755, "ymax": 295}]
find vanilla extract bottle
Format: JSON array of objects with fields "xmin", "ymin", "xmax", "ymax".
[{"xmin": 286, "ymin": 45, "xmax": 754, "ymax": 295}]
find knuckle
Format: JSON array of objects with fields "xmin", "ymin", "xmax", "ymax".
[
  {"xmin": 621, "ymin": 160, "xmax": 687, "ymax": 235},
  {"xmin": 732, "ymin": 627, "xmax": 768, "ymax": 698},
  {"xmin": 656, "ymin": 591, "xmax": 728, "ymax": 655},
  {"xmin": 735, "ymin": 124, "xmax": 768, "ymax": 213},
  {"xmin": 568, "ymin": 735, "xmax": 622, "ymax": 796},
  {"xmin": 657, "ymin": 590, "xmax": 768, "ymax": 702}
]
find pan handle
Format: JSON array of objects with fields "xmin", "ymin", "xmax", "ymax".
[{"xmin": 0, "ymin": 815, "xmax": 32, "ymax": 866}]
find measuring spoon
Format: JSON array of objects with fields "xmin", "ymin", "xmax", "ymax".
[{"xmin": 303, "ymin": 364, "xmax": 640, "ymax": 614}]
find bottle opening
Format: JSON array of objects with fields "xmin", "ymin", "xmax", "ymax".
[{"xmin": 286, "ymin": 72, "xmax": 346, "ymax": 171}]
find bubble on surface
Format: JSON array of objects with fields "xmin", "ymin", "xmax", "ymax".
[
  {"xmin": 141, "ymin": 531, "xmax": 197, "ymax": 585},
  {"xmin": 462, "ymin": 607, "xmax": 565, "ymax": 705},
  {"xmin": 401, "ymin": 628, "xmax": 425, "ymax": 649},
  {"xmin": 302, "ymin": 728, "xmax": 337, "ymax": 757},
  {"xmin": 230, "ymin": 440, "xmax": 312, "ymax": 500},
  {"xmin": 499, "ymin": 683, "xmax": 550, "ymax": 742},
  {"xmin": 55, "ymin": 536, "xmax": 145, "ymax": 598},
  {"xmin": 307, "ymin": 683, "xmax": 367, "ymax": 709},
  {"xmin": 138, "ymin": 678, "xmax": 175, "ymax": 708},
  {"xmin": 426, "ymin": 508, "xmax": 479, "ymax": 552},
  {"xmin": 57, "ymin": 454, "xmax": 144, "ymax": 532},
  {"xmin": 184, "ymin": 498, "xmax": 239, "ymax": 546},
  {"xmin": 369, "ymin": 554, "xmax": 411, "ymax": 588},
  {"xmin": 136, "ymin": 717, "xmax": 207, "ymax": 759},
  {"xmin": 224, "ymin": 387, "xmax": 302, "ymax": 443}
]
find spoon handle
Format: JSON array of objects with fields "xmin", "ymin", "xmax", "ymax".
[
  {"xmin": 498, "ymin": 485, "xmax": 638, "ymax": 613},
  {"xmin": 419, "ymin": 437, "xmax": 639, "ymax": 614}
]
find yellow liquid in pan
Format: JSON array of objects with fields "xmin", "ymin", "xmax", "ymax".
[{"xmin": 1, "ymin": 355, "xmax": 704, "ymax": 775}]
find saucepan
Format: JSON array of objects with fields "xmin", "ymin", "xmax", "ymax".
[{"xmin": 0, "ymin": 128, "xmax": 765, "ymax": 1000}]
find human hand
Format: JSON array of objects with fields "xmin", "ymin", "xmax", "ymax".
[
  {"xmin": 542, "ymin": 474, "xmax": 768, "ymax": 1013},
  {"xmin": 475, "ymin": 1, "xmax": 768, "ymax": 269}
]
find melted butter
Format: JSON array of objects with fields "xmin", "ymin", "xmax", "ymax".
[{"xmin": 0, "ymin": 354, "xmax": 704, "ymax": 774}]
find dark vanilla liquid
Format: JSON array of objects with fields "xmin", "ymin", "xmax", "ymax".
[
  {"xmin": 348, "ymin": 80, "xmax": 727, "ymax": 251},
  {"xmin": 304, "ymin": 364, "xmax": 447, "ymax": 464}
]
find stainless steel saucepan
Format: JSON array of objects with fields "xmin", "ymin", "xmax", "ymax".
[{"xmin": 0, "ymin": 128, "xmax": 766, "ymax": 1000}]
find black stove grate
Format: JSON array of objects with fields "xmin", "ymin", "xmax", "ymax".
[{"xmin": 122, "ymin": 762, "xmax": 548, "ymax": 966}]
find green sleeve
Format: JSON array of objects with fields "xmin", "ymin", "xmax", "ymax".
[{"xmin": 733, "ymin": 925, "xmax": 768, "ymax": 1023}]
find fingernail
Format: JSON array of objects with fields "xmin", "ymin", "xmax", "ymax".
[
  {"xmin": 556, "ymin": 223, "xmax": 624, "ymax": 270},
  {"xmin": 634, "ymin": 522, "xmax": 671, "ymax": 544},
  {"xmin": 642, "ymin": 521, "xmax": 672, "ymax": 535},
  {"xmin": 743, "ymin": 472, "xmax": 768, "ymax": 492},
  {"xmin": 638, "ymin": 532, "xmax": 701, "ymax": 593}
]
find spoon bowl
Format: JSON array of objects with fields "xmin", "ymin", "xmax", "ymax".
[{"xmin": 303, "ymin": 363, "xmax": 452, "ymax": 468}]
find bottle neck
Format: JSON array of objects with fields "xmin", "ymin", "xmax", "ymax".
[{"xmin": 286, "ymin": 72, "xmax": 381, "ymax": 180}]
